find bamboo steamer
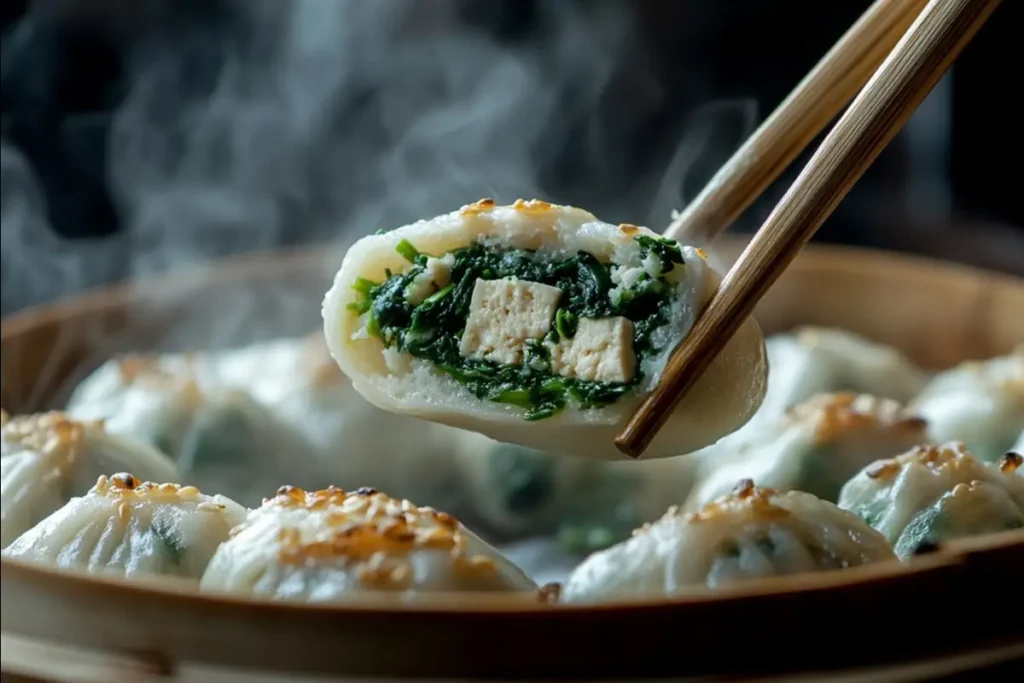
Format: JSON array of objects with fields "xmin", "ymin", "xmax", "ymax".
[{"xmin": 2, "ymin": 241, "xmax": 1022, "ymax": 682}]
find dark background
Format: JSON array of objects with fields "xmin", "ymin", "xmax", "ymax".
[{"xmin": 2, "ymin": 0, "xmax": 1021, "ymax": 316}]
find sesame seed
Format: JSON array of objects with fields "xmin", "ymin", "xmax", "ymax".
[{"xmin": 1000, "ymin": 452, "xmax": 1022, "ymax": 474}]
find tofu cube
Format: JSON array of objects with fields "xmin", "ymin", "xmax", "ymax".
[
  {"xmin": 459, "ymin": 278, "xmax": 563, "ymax": 366},
  {"xmin": 550, "ymin": 317, "xmax": 636, "ymax": 383}
]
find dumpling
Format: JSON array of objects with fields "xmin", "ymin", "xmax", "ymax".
[
  {"xmin": 453, "ymin": 433, "xmax": 593, "ymax": 538},
  {"xmin": 322, "ymin": 199, "xmax": 767, "ymax": 460},
  {"xmin": 66, "ymin": 361, "xmax": 324, "ymax": 507},
  {"xmin": 747, "ymin": 327, "xmax": 928, "ymax": 433},
  {"xmin": 69, "ymin": 337, "xmax": 466, "ymax": 510},
  {"xmin": 65, "ymin": 355, "xmax": 206, "ymax": 456},
  {"xmin": 200, "ymin": 486, "xmax": 537, "ymax": 601},
  {"xmin": 235, "ymin": 335, "xmax": 469, "ymax": 511},
  {"xmin": 454, "ymin": 431, "xmax": 698, "ymax": 551},
  {"xmin": 3, "ymin": 472, "xmax": 247, "ymax": 580},
  {"xmin": 838, "ymin": 443, "xmax": 1024, "ymax": 557},
  {"xmin": 554, "ymin": 457, "xmax": 700, "ymax": 554},
  {"xmin": 1, "ymin": 410, "xmax": 178, "ymax": 548},
  {"xmin": 561, "ymin": 480, "xmax": 895, "ymax": 602},
  {"xmin": 686, "ymin": 393, "xmax": 929, "ymax": 509},
  {"xmin": 168, "ymin": 389, "xmax": 327, "ymax": 508},
  {"xmin": 910, "ymin": 349, "xmax": 1024, "ymax": 462}
]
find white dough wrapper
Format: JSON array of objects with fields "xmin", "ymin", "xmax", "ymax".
[
  {"xmin": 200, "ymin": 486, "xmax": 538, "ymax": 601},
  {"xmin": 910, "ymin": 348, "xmax": 1024, "ymax": 463},
  {"xmin": 757, "ymin": 327, "xmax": 928, "ymax": 423},
  {"xmin": 838, "ymin": 442, "xmax": 1024, "ymax": 557},
  {"xmin": 65, "ymin": 360, "xmax": 326, "ymax": 508},
  {"xmin": 2, "ymin": 472, "xmax": 247, "ymax": 581},
  {"xmin": 561, "ymin": 480, "xmax": 895, "ymax": 602},
  {"xmin": 695, "ymin": 328, "xmax": 930, "ymax": 462},
  {"xmin": 686, "ymin": 393, "xmax": 929, "ymax": 509},
  {"xmin": 66, "ymin": 338, "xmax": 466, "ymax": 511},
  {"xmin": 1, "ymin": 410, "xmax": 178, "ymax": 548},
  {"xmin": 323, "ymin": 200, "xmax": 767, "ymax": 460}
]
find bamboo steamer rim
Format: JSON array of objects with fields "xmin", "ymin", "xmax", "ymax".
[{"xmin": 0, "ymin": 526, "xmax": 1022, "ymax": 613}]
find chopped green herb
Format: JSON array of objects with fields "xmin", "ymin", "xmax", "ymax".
[
  {"xmin": 395, "ymin": 239, "xmax": 422, "ymax": 263},
  {"xmin": 346, "ymin": 300, "xmax": 372, "ymax": 314},
  {"xmin": 347, "ymin": 235, "xmax": 685, "ymax": 420},
  {"xmin": 555, "ymin": 309, "xmax": 577, "ymax": 339},
  {"xmin": 423, "ymin": 282, "xmax": 455, "ymax": 306},
  {"xmin": 636, "ymin": 234, "xmax": 686, "ymax": 273},
  {"xmin": 351, "ymin": 277, "xmax": 378, "ymax": 296},
  {"xmin": 491, "ymin": 386, "xmax": 534, "ymax": 408}
]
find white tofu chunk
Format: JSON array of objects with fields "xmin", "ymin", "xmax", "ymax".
[
  {"xmin": 404, "ymin": 255, "xmax": 454, "ymax": 305},
  {"xmin": 459, "ymin": 278, "xmax": 563, "ymax": 365},
  {"xmin": 550, "ymin": 317, "xmax": 636, "ymax": 383}
]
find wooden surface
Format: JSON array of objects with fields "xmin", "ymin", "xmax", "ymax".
[
  {"xmin": 1, "ymin": 241, "xmax": 1022, "ymax": 680},
  {"xmin": 665, "ymin": 0, "xmax": 928, "ymax": 245},
  {"xmin": 618, "ymin": 0, "xmax": 1002, "ymax": 457}
]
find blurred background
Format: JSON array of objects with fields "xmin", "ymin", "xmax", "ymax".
[{"xmin": 2, "ymin": 0, "xmax": 1021, "ymax": 317}]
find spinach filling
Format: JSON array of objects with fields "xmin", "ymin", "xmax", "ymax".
[
  {"xmin": 151, "ymin": 514, "xmax": 187, "ymax": 569},
  {"xmin": 350, "ymin": 235, "xmax": 685, "ymax": 420},
  {"xmin": 487, "ymin": 444, "xmax": 558, "ymax": 515}
]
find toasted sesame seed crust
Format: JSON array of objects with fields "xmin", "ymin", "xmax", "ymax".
[
  {"xmin": 784, "ymin": 393, "xmax": 927, "ymax": 446},
  {"xmin": 1, "ymin": 411, "xmax": 95, "ymax": 472},
  {"xmin": 90, "ymin": 472, "xmax": 211, "ymax": 505},
  {"xmin": 866, "ymin": 442, "xmax": 980, "ymax": 481},
  {"xmin": 255, "ymin": 487, "xmax": 500, "ymax": 585},
  {"xmin": 1000, "ymin": 451, "xmax": 1022, "ymax": 474},
  {"xmin": 459, "ymin": 198, "xmax": 497, "ymax": 216}
]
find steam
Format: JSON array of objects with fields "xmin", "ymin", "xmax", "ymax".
[{"xmin": 2, "ymin": 0, "xmax": 757, "ymax": 394}]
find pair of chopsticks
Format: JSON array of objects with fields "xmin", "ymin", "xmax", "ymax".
[{"xmin": 616, "ymin": 0, "xmax": 1002, "ymax": 458}]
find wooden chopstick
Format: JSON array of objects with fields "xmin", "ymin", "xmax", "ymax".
[
  {"xmin": 664, "ymin": 0, "xmax": 929, "ymax": 246},
  {"xmin": 617, "ymin": 0, "xmax": 1002, "ymax": 459}
]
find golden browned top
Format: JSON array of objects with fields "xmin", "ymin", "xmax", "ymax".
[
  {"xmin": 793, "ymin": 326, "xmax": 836, "ymax": 350},
  {"xmin": 116, "ymin": 354, "xmax": 198, "ymax": 383},
  {"xmin": 631, "ymin": 481, "xmax": 790, "ymax": 538},
  {"xmin": 784, "ymin": 392, "xmax": 927, "ymax": 445},
  {"xmin": 115, "ymin": 356, "xmax": 206, "ymax": 409},
  {"xmin": 618, "ymin": 223, "xmax": 640, "ymax": 235},
  {"xmin": 1, "ymin": 411, "xmax": 96, "ymax": 470},
  {"xmin": 1000, "ymin": 451, "xmax": 1022, "ymax": 475},
  {"xmin": 91, "ymin": 472, "xmax": 210, "ymax": 504},
  {"xmin": 866, "ymin": 442, "xmax": 978, "ymax": 481},
  {"xmin": 511, "ymin": 198, "xmax": 553, "ymax": 215},
  {"xmin": 460, "ymin": 198, "xmax": 497, "ymax": 216},
  {"xmin": 948, "ymin": 479, "xmax": 991, "ymax": 499},
  {"xmin": 683, "ymin": 479, "xmax": 793, "ymax": 524},
  {"xmin": 116, "ymin": 355, "xmax": 166, "ymax": 383},
  {"xmin": 262, "ymin": 486, "xmax": 493, "ymax": 570}
]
